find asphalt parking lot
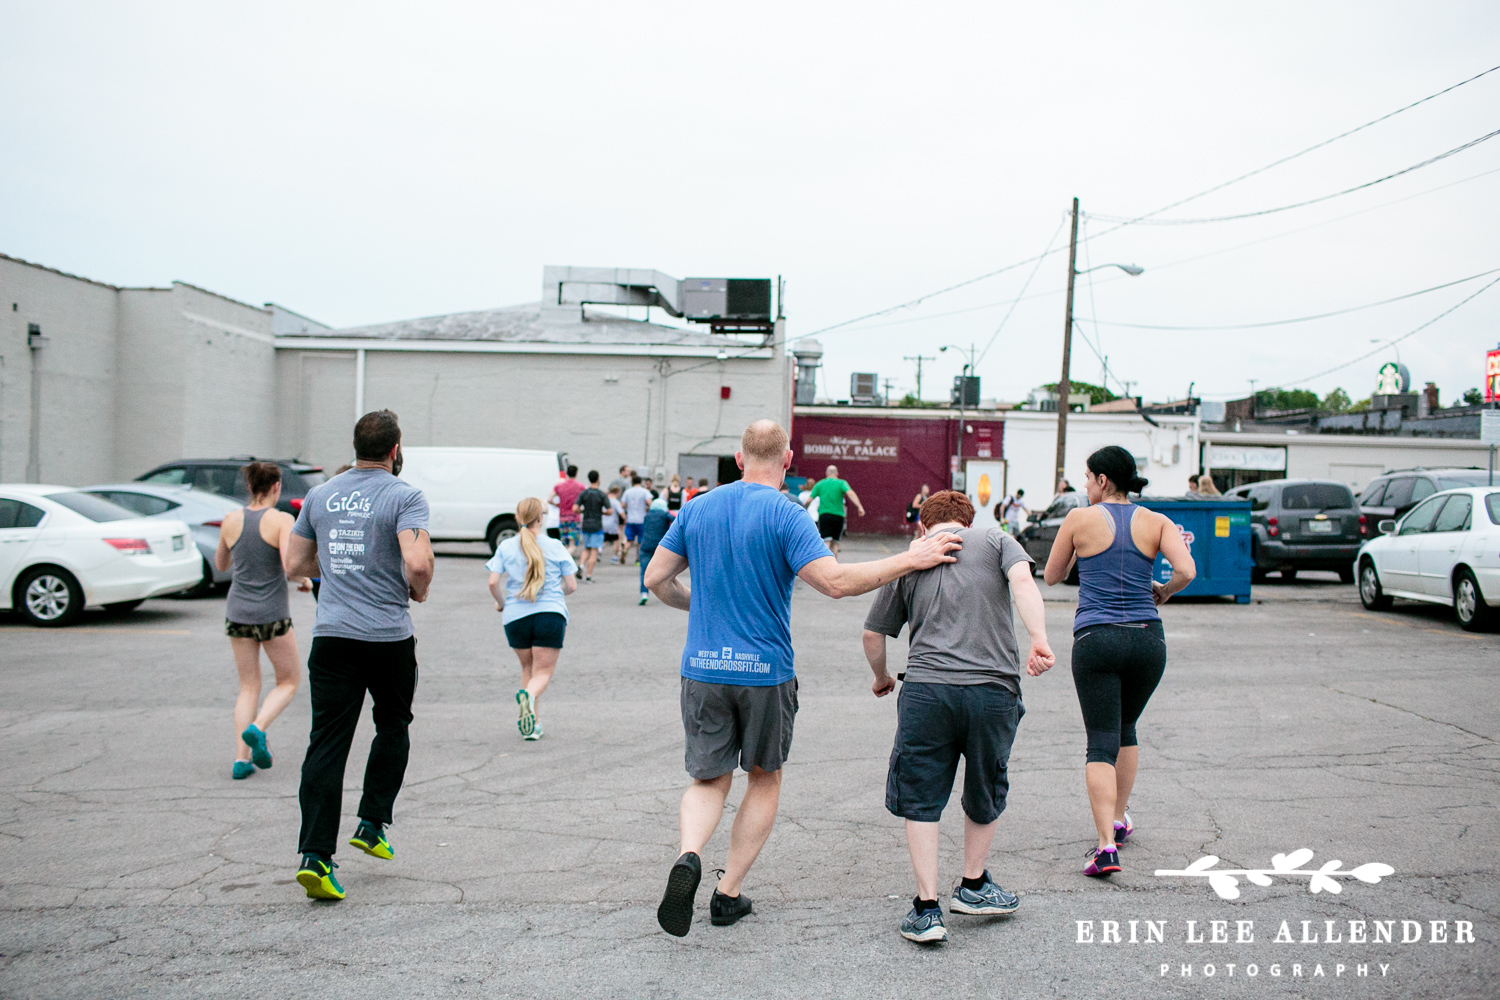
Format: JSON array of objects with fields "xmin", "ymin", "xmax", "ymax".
[{"xmin": 1, "ymin": 538, "xmax": 1496, "ymax": 999}]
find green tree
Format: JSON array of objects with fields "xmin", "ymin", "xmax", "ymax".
[
  {"xmin": 1349, "ymin": 396, "xmax": 1371, "ymax": 412},
  {"xmin": 1256, "ymin": 388, "xmax": 1319, "ymax": 411},
  {"xmin": 1044, "ymin": 380, "xmax": 1117, "ymax": 406},
  {"xmin": 1321, "ymin": 387, "xmax": 1352, "ymax": 412},
  {"xmin": 1462, "ymin": 387, "xmax": 1484, "ymax": 406}
]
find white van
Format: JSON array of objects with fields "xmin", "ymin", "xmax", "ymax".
[{"xmin": 397, "ymin": 447, "xmax": 566, "ymax": 552}]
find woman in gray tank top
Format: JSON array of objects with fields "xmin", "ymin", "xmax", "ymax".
[{"xmin": 214, "ymin": 463, "xmax": 310, "ymax": 780}]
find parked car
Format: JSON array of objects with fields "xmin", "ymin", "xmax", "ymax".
[
  {"xmin": 397, "ymin": 447, "xmax": 567, "ymax": 553},
  {"xmin": 135, "ymin": 458, "xmax": 327, "ymax": 514},
  {"xmin": 1356, "ymin": 487, "xmax": 1500, "ymax": 631},
  {"xmin": 1017, "ymin": 491, "xmax": 1088, "ymax": 584},
  {"xmin": 0, "ymin": 485, "xmax": 201, "ymax": 626},
  {"xmin": 82, "ymin": 483, "xmax": 243, "ymax": 594},
  {"xmin": 1358, "ymin": 468, "xmax": 1494, "ymax": 522},
  {"xmin": 1225, "ymin": 478, "xmax": 1363, "ymax": 582}
]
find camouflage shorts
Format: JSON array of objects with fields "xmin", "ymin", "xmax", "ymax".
[{"xmin": 225, "ymin": 618, "xmax": 293, "ymax": 641}]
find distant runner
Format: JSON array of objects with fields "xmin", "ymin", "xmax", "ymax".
[
  {"xmin": 644, "ymin": 420, "xmax": 961, "ymax": 938},
  {"xmin": 805, "ymin": 464, "xmax": 865, "ymax": 558}
]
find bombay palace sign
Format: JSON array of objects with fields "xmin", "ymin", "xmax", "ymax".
[{"xmin": 800, "ymin": 435, "xmax": 901, "ymax": 463}]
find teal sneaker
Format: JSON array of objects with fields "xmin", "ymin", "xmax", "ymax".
[
  {"xmin": 231, "ymin": 760, "xmax": 254, "ymax": 780},
  {"xmin": 349, "ymin": 820, "xmax": 394, "ymax": 860},
  {"xmin": 241, "ymin": 724, "xmax": 273, "ymax": 769},
  {"xmin": 295, "ymin": 855, "xmax": 345, "ymax": 900},
  {"xmin": 900, "ymin": 903, "xmax": 947, "ymax": 943},
  {"xmin": 516, "ymin": 689, "xmax": 536, "ymax": 737}
]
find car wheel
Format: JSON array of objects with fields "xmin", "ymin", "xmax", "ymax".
[
  {"xmin": 1338, "ymin": 566, "xmax": 1355, "ymax": 584},
  {"xmin": 1454, "ymin": 569, "xmax": 1492, "ymax": 632},
  {"xmin": 103, "ymin": 600, "xmax": 145, "ymax": 615},
  {"xmin": 1065, "ymin": 563, "xmax": 1079, "ymax": 586},
  {"xmin": 176, "ymin": 556, "xmax": 216, "ymax": 598},
  {"xmin": 486, "ymin": 517, "xmax": 519, "ymax": 555},
  {"xmin": 1281, "ymin": 568, "xmax": 1297, "ymax": 580},
  {"xmin": 1251, "ymin": 567, "xmax": 1267, "ymax": 584},
  {"xmin": 17, "ymin": 567, "xmax": 85, "ymax": 627},
  {"xmin": 1358, "ymin": 559, "xmax": 1392, "ymax": 611}
]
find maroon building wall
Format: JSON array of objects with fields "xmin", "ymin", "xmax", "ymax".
[{"xmin": 790, "ymin": 413, "xmax": 1005, "ymax": 535}]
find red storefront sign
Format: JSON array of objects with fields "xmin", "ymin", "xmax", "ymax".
[
  {"xmin": 801, "ymin": 435, "xmax": 901, "ymax": 463},
  {"xmin": 1487, "ymin": 348, "xmax": 1500, "ymax": 403},
  {"xmin": 792, "ymin": 413, "xmax": 1004, "ymax": 535}
]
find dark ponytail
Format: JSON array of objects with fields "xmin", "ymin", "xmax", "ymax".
[
  {"xmin": 1086, "ymin": 445, "xmax": 1148, "ymax": 496},
  {"xmin": 242, "ymin": 461, "xmax": 282, "ymax": 497}
]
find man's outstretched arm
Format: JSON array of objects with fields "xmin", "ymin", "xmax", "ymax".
[{"xmin": 798, "ymin": 531, "xmax": 961, "ymax": 600}]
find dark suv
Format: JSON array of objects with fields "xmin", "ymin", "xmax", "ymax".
[
  {"xmin": 136, "ymin": 458, "xmax": 327, "ymax": 514},
  {"xmin": 1018, "ymin": 491, "xmax": 1088, "ymax": 584},
  {"xmin": 1226, "ymin": 478, "xmax": 1363, "ymax": 582},
  {"xmin": 1359, "ymin": 468, "xmax": 1493, "ymax": 522}
]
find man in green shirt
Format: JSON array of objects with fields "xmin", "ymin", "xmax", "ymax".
[{"xmin": 805, "ymin": 464, "xmax": 865, "ymax": 558}]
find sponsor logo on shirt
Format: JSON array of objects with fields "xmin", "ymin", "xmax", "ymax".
[{"xmin": 688, "ymin": 647, "xmax": 771, "ymax": 674}]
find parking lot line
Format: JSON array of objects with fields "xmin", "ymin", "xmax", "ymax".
[
  {"xmin": 12, "ymin": 627, "xmax": 195, "ymax": 635},
  {"xmin": 1345, "ymin": 610, "xmax": 1480, "ymax": 639}
]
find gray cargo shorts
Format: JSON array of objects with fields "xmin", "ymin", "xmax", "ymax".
[{"xmin": 680, "ymin": 676, "xmax": 799, "ymax": 780}]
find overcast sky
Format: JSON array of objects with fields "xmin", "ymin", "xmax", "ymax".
[{"xmin": 3, "ymin": 2, "xmax": 1498, "ymax": 407}]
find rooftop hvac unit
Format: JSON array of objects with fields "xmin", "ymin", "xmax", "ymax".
[
  {"xmin": 680, "ymin": 278, "xmax": 773, "ymax": 323},
  {"xmin": 850, "ymin": 372, "xmax": 879, "ymax": 402}
]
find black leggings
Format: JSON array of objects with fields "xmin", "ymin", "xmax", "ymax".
[{"xmin": 1071, "ymin": 620, "xmax": 1166, "ymax": 765}]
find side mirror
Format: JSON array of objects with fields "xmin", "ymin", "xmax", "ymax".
[{"xmin": 1377, "ymin": 519, "xmax": 1396, "ymax": 535}]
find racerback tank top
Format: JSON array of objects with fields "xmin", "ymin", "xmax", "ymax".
[{"xmin": 1073, "ymin": 502, "xmax": 1159, "ymax": 630}]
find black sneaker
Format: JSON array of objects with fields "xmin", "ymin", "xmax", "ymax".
[
  {"xmin": 656, "ymin": 852, "xmax": 702, "ymax": 937},
  {"xmin": 710, "ymin": 888, "xmax": 753, "ymax": 926}
]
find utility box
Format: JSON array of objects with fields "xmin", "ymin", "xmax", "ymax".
[
  {"xmin": 681, "ymin": 278, "xmax": 773, "ymax": 322},
  {"xmin": 951, "ymin": 375, "xmax": 980, "ymax": 407},
  {"xmin": 850, "ymin": 372, "xmax": 879, "ymax": 404},
  {"xmin": 1137, "ymin": 497, "xmax": 1253, "ymax": 604}
]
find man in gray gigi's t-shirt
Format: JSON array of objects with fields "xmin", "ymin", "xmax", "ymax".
[{"xmin": 860, "ymin": 490, "xmax": 1055, "ymax": 943}]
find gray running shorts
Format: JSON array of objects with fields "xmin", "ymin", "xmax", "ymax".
[{"xmin": 680, "ymin": 676, "xmax": 799, "ymax": 779}]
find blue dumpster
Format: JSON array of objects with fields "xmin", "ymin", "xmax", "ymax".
[{"xmin": 1137, "ymin": 498, "xmax": 1253, "ymax": 604}]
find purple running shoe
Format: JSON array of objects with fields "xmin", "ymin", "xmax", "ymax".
[{"xmin": 1084, "ymin": 847, "xmax": 1122, "ymax": 877}]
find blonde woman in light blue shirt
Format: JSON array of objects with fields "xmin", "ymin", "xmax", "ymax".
[{"xmin": 487, "ymin": 497, "xmax": 578, "ymax": 740}]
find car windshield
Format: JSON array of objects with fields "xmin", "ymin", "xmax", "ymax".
[
  {"xmin": 1281, "ymin": 484, "xmax": 1355, "ymax": 510},
  {"xmin": 48, "ymin": 491, "xmax": 139, "ymax": 522},
  {"xmin": 1436, "ymin": 472, "xmax": 1490, "ymax": 489}
]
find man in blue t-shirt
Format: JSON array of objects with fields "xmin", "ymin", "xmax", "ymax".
[{"xmin": 644, "ymin": 419, "xmax": 963, "ymax": 937}]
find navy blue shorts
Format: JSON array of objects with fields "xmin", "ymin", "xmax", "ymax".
[
  {"xmin": 503, "ymin": 612, "xmax": 567, "ymax": 649},
  {"xmin": 886, "ymin": 682, "xmax": 1024, "ymax": 824}
]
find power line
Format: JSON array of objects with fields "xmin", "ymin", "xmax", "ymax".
[
  {"xmin": 1090, "ymin": 62, "xmax": 1500, "ymax": 229},
  {"xmin": 1078, "ymin": 265, "xmax": 1500, "ymax": 330},
  {"xmin": 1090, "ymin": 126, "xmax": 1500, "ymax": 226},
  {"xmin": 974, "ymin": 218, "xmax": 1065, "ymax": 368},
  {"xmin": 1270, "ymin": 273, "xmax": 1500, "ymax": 389}
]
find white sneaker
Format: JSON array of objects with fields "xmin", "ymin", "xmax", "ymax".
[
  {"xmin": 524, "ymin": 720, "xmax": 544, "ymax": 741},
  {"xmin": 638, "ymin": 595, "xmax": 649, "ymax": 605}
]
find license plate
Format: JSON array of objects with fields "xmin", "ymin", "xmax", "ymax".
[
  {"xmin": 1307, "ymin": 520, "xmax": 1335, "ymax": 534},
  {"xmin": 173, "ymin": 535, "xmax": 185, "ymax": 551}
]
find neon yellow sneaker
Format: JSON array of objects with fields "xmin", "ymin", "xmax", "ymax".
[
  {"xmin": 349, "ymin": 820, "xmax": 394, "ymax": 860},
  {"xmin": 296, "ymin": 855, "xmax": 345, "ymax": 900}
]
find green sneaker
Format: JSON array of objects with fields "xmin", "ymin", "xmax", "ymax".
[
  {"xmin": 516, "ymin": 689, "xmax": 536, "ymax": 737},
  {"xmin": 231, "ymin": 760, "xmax": 254, "ymax": 780},
  {"xmin": 349, "ymin": 820, "xmax": 394, "ymax": 860},
  {"xmin": 240, "ymin": 724, "xmax": 273, "ymax": 769},
  {"xmin": 295, "ymin": 855, "xmax": 345, "ymax": 900}
]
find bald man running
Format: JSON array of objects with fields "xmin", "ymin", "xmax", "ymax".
[{"xmin": 644, "ymin": 419, "xmax": 962, "ymax": 937}]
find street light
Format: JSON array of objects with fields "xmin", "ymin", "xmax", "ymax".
[
  {"xmin": 1054, "ymin": 197, "xmax": 1144, "ymax": 491},
  {"xmin": 940, "ymin": 344, "xmax": 978, "ymax": 491}
]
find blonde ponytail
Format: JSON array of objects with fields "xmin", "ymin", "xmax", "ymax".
[{"xmin": 514, "ymin": 497, "xmax": 547, "ymax": 602}]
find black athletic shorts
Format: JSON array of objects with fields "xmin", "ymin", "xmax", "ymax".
[
  {"xmin": 818, "ymin": 512, "xmax": 846, "ymax": 541},
  {"xmin": 503, "ymin": 611, "xmax": 567, "ymax": 649},
  {"xmin": 886, "ymin": 681, "xmax": 1024, "ymax": 824}
]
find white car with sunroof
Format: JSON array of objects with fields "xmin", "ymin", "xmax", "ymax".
[
  {"xmin": 1355, "ymin": 486, "xmax": 1500, "ymax": 631},
  {"xmin": 0, "ymin": 485, "xmax": 201, "ymax": 627}
]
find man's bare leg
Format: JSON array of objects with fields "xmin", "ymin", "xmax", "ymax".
[
  {"xmin": 962, "ymin": 814, "xmax": 998, "ymax": 879},
  {"xmin": 905, "ymin": 819, "xmax": 941, "ymax": 901},
  {"xmin": 717, "ymin": 767, "xmax": 782, "ymax": 897},
  {"xmin": 679, "ymin": 773, "xmax": 733, "ymax": 854}
]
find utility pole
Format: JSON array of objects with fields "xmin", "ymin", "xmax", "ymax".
[
  {"xmin": 904, "ymin": 354, "xmax": 935, "ymax": 402},
  {"xmin": 1053, "ymin": 198, "xmax": 1080, "ymax": 492},
  {"xmin": 882, "ymin": 377, "xmax": 894, "ymax": 406}
]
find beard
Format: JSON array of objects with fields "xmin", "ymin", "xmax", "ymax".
[{"xmin": 392, "ymin": 445, "xmax": 403, "ymax": 477}]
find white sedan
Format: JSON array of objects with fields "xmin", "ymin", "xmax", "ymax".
[
  {"xmin": 1355, "ymin": 486, "xmax": 1500, "ymax": 631},
  {"xmin": 0, "ymin": 485, "xmax": 202, "ymax": 627}
]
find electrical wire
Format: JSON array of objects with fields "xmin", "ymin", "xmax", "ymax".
[
  {"xmin": 1088, "ymin": 62, "xmax": 1500, "ymax": 230},
  {"xmin": 1090, "ymin": 127, "xmax": 1500, "ymax": 226},
  {"xmin": 974, "ymin": 218, "xmax": 1065, "ymax": 368},
  {"xmin": 1078, "ymin": 265, "xmax": 1500, "ymax": 330},
  {"xmin": 1267, "ymin": 273, "xmax": 1500, "ymax": 389}
]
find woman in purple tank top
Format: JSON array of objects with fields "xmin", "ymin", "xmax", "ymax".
[{"xmin": 1043, "ymin": 446, "xmax": 1196, "ymax": 879}]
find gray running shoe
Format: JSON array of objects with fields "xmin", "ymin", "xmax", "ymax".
[
  {"xmin": 900, "ymin": 905, "xmax": 948, "ymax": 943},
  {"xmin": 949, "ymin": 871, "xmax": 1019, "ymax": 915}
]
